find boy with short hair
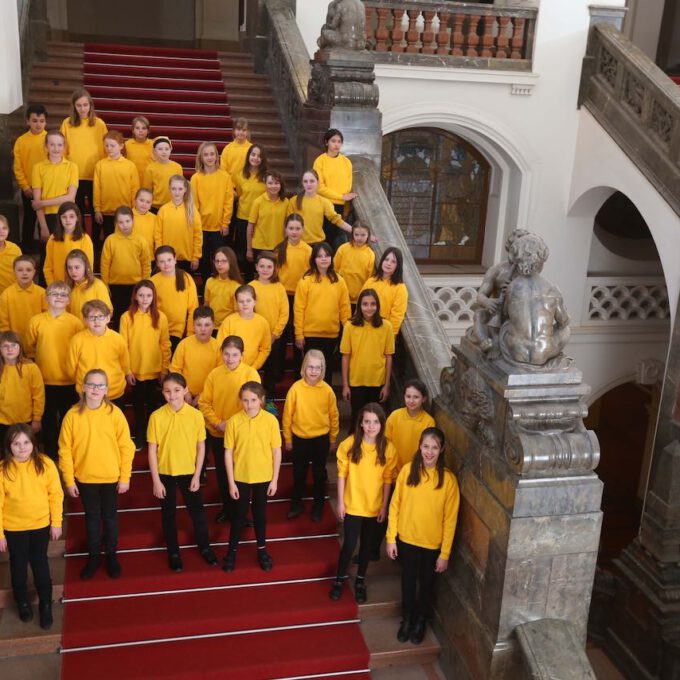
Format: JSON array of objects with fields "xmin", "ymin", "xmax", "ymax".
[{"xmin": 27, "ymin": 281, "xmax": 83, "ymax": 459}]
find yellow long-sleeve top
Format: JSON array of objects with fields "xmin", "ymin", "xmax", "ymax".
[
  {"xmin": 169, "ymin": 335, "xmax": 221, "ymax": 396},
  {"xmin": 58, "ymin": 402, "xmax": 134, "ymax": 486},
  {"xmin": 287, "ymin": 194, "xmax": 344, "ymax": 244},
  {"xmin": 68, "ymin": 278, "xmax": 112, "ymax": 322},
  {"xmin": 190, "ymin": 169, "xmax": 234, "ymax": 231},
  {"xmin": 386, "ymin": 407, "xmax": 437, "ymax": 473},
  {"xmin": 0, "ymin": 282, "xmax": 47, "ymax": 351},
  {"xmin": 386, "ymin": 463, "xmax": 460, "ymax": 559},
  {"xmin": 224, "ymin": 408, "xmax": 281, "ymax": 484},
  {"xmin": 249, "ymin": 194, "xmax": 289, "ymax": 250},
  {"xmin": 361, "ymin": 277, "xmax": 409, "ymax": 336},
  {"xmin": 93, "ymin": 156, "xmax": 139, "ymax": 214},
  {"xmin": 216, "ymin": 313, "xmax": 271, "ymax": 370},
  {"xmin": 220, "ymin": 139, "xmax": 252, "ymax": 182},
  {"xmin": 336, "ymin": 435, "xmax": 397, "ymax": 517},
  {"xmin": 13, "ymin": 129, "xmax": 47, "ymax": 192},
  {"xmin": 0, "ymin": 242, "xmax": 22, "ymax": 294},
  {"xmin": 44, "ymin": 234, "xmax": 94, "ymax": 285},
  {"xmin": 60, "ymin": 117, "xmax": 108, "ymax": 180},
  {"xmin": 143, "ymin": 160, "xmax": 183, "ymax": 209},
  {"xmin": 294, "ymin": 274, "xmax": 351, "ymax": 340},
  {"xmin": 251, "ymin": 280, "xmax": 289, "ymax": 337},
  {"xmin": 132, "ymin": 208, "xmax": 157, "ymax": 256},
  {"xmin": 27, "ymin": 311, "xmax": 83, "ymax": 385},
  {"xmin": 155, "ymin": 202, "xmax": 203, "ymax": 262},
  {"xmin": 199, "ymin": 362, "xmax": 261, "ymax": 437},
  {"xmin": 278, "ymin": 241, "xmax": 312, "ymax": 295},
  {"xmin": 31, "ymin": 159, "xmax": 79, "ymax": 215},
  {"xmin": 119, "ymin": 309, "xmax": 171, "ymax": 380},
  {"xmin": 282, "ymin": 378, "xmax": 339, "ymax": 445},
  {"xmin": 340, "ymin": 320, "xmax": 395, "ymax": 387},
  {"xmin": 124, "ymin": 138, "xmax": 153, "ymax": 185},
  {"xmin": 312, "ymin": 153, "xmax": 353, "ymax": 206},
  {"xmin": 147, "ymin": 403, "xmax": 206, "ymax": 476},
  {"xmin": 151, "ymin": 272, "xmax": 198, "ymax": 338},
  {"xmin": 0, "ymin": 456, "xmax": 63, "ymax": 538},
  {"xmin": 334, "ymin": 243, "xmax": 376, "ymax": 303},
  {"xmin": 234, "ymin": 173, "xmax": 266, "ymax": 220},
  {"xmin": 67, "ymin": 328, "xmax": 131, "ymax": 399},
  {"xmin": 0, "ymin": 363, "xmax": 45, "ymax": 424},
  {"xmin": 100, "ymin": 231, "xmax": 151, "ymax": 285},
  {"xmin": 204, "ymin": 277, "xmax": 239, "ymax": 325}
]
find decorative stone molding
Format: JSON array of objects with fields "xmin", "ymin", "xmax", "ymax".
[
  {"xmin": 585, "ymin": 277, "xmax": 670, "ymax": 322},
  {"xmin": 635, "ymin": 357, "xmax": 664, "ymax": 385},
  {"xmin": 424, "ymin": 277, "xmax": 483, "ymax": 328}
]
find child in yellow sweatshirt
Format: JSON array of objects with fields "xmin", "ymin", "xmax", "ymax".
[
  {"xmin": 43, "ymin": 202, "xmax": 94, "ymax": 285},
  {"xmin": 143, "ymin": 137, "xmax": 183, "ymax": 211},
  {"xmin": 0, "ymin": 215, "xmax": 23, "ymax": 294},
  {"xmin": 65, "ymin": 249, "xmax": 112, "ymax": 322},
  {"xmin": 132, "ymin": 188, "xmax": 157, "ymax": 257},
  {"xmin": 220, "ymin": 117, "xmax": 252, "ymax": 183},
  {"xmin": 124, "ymin": 116, "xmax": 153, "ymax": 186},
  {"xmin": 0, "ymin": 424, "xmax": 63, "ymax": 629},
  {"xmin": 333, "ymin": 221, "xmax": 375, "ymax": 305},
  {"xmin": 203, "ymin": 246, "xmax": 242, "ymax": 326}
]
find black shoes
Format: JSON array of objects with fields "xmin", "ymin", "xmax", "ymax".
[
  {"xmin": 354, "ymin": 578, "xmax": 367, "ymax": 604},
  {"xmin": 310, "ymin": 503, "xmax": 323, "ymax": 523},
  {"xmin": 168, "ymin": 553, "xmax": 183, "ymax": 572},
  {"xmin": 222, "ymin": 549, "xmax": 237, "ymax": 572},
  {"xmin": 80, "ymin": 555, "xmax": 102, "ymax": 581},
  {"xmin": 18, "ymin": 601, "xmax": 33, "ymax": 622},
  {"xmin": 106, "ymin": 553, "xmax": 121, "ymax": 579},
  {"xmin": 287, "ymin": 502, "xmax": 304, "ymax": 520},
  {"xmin": 410, "ymin": 617, "xmax": 427, "ymax": 645},
  {"xmin": 329, "ymin": 579, "xmax": 344, "ymax": 601},
  {"xmin": 258, "ymin": 549, "xmax": 273, "ymax": 571},
  {"xmin": 201, "ymin": 548, "xmax": 219, "ymax": 566},
  {"xmin": 397, "ymin": 617, "xmax": 412, "ymax": 643},
  {"xmin": 39, "ymin": 602, "xmax": 53, "ymax": 630}
]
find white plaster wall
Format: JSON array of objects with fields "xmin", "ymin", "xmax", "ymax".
[
  {"xmin": 1, "ymin": 1, "xmax": 23, "ymax": 114},
  {"xmin": 623, "ymin": 0, "xmax": 665, "ymax": 59},
  {"xmin": 295, "ymin": 0, "xmax": 328, "ymax": 57}
]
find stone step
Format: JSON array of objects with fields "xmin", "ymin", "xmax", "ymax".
[
  {"xmin": 362, "ymin": 615, "xmax": 440, "ymax": 669},
  {"xmin": 0, "ymin": 559, "xmax": 64, "ymax": 609},
  {"xmin": 0, "ymin": 602, "xmax": 62, "ymax": 659},
  {"xmin": 357, "ymin": 571, "xmax": 401, "ymax": 620},
  {"xmin": 0, "ymin": 651, "xmax": 60, "ymax": 679}
]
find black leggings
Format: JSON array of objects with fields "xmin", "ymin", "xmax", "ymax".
[
  {"xmin": 42, "ymin": 384, "xmax": 78, "ymax": 460},
  {"xmin": 132, "ymin": 378, "xmax": 160, "ymax": 443},
  {"xmin": 399, "ymin": 538, "xmax": 439, "ymax": 620},
  {"xmin": 5, "ymin": 526, "xmax": 51, "ymax": 606},
  {"xmin": 77, "ymin": 480, "xmax": 119, "ymax": 556},
  {"xmin": 336, "ymin": 513, "xmax": 378, "ymax": 580},
  {"xmin": 159, "ymin": 473, "xmax": 210, "ymax": 555},
  {"xmin": 229, "ymin": 481, "xmax": 268, "ymax": 550},
  {"xmin": 291, "ymin": 433, "xmax": 329, "ymax": 505},
  {"xmin": 206, "ymin": 434, "xmax": 231, "ymax": 513}
]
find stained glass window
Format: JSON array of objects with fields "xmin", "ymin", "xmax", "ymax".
[{"xmin": 381, "ymin": 128, "xmax": 490, "ymax": 263}]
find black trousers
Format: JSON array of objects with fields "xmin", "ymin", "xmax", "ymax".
[
  {"xmin": 304, "ymin": 337, "xmax": 337, "ymax": 384},
  {"xmin": 206, "ymin": 434, "xmax": 231, "ymax": 513},
  {"xmin": 170, "ymin": 335, "xmax": 181, "ymax": 355},
  {"xmin": 159, "ymin": 473, "xmax": 210, "ymax": 555},
  {"xmin": 94, "ymin": 214, "xmax": 116, "ymax": 266},
  {"xmin": 42, "ymin": 384, "xmax": 78, "ymax": 460},
  {"xmin": 132, "ymin": 379, "xmax": 160, "ymax": 443},
  {"xmin": 262, "ymin": 337, "xmax": 284, "ymax": 396},
  {"xmin": 349, "ymin": 385, "xmax": 382, "ymax": 433},
  {"xmin": 5, "ymin": 526, "xmax": 51, "ymax": 606},
  {"xmin": 200, "ymin": 231, "xmax": 226, "ymax": 289},
  {"xmin": 109, "ymin": 284, "xmax": 134, "ymax": 331},
  {"xmin": 336, "ymin": 513, "xmax": 378, "ymax": 580},
  {"xmin": 229, "ymin": 481, "xmax": 268, "ymax": 550},
  {"xmin": 21, "ymin": 192, "xmax": 38, "ymax": 254},
  {"xmin": 282, "ymin": 294, "xmax": 302, "ymax": 376},
  {"xmin": 77, "ymin": 480, "xmax": 119, "ymax": 555},
  {"xmin": 323, "ymin": 203, "xmax": 349, "ymax": 254},
  {"xmin": 231, "ymin": 217, "xmax": 252, "ymax": 280},
  {"xmin": 398, "ymin": 538, "xmax": 439, "ymax": 620},
  {"xmin": 75, "ymin": 179, "xmax": 93, "ymax": 219},
  {"xmin": 291, "ymin": 433, "xmax": 329, "ymax": 506}
]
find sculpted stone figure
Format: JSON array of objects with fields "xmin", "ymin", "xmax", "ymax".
[
  {"xmin": 317, "ymin": 0, "xmax": 366, "ymax": 51},
  {"xmin": 500, "ymin": 233, "xmax": 570, "ymax": 366}
]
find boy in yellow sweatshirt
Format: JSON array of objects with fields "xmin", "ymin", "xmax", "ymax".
[
  {"xmin": 132, "ymin": 188, "xmax": 157, "ymax": 256},
  {"xmin": 0, "ymin": 215, "xmax": 23, "ymax": 294}
]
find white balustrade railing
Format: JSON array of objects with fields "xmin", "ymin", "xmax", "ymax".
[
  {"xmin": 583, "ymin": 276, "xmax": 669, "ymax": 324},
  {"xmin": 422, "ymin": 274, "xmax": 484, "ymax": 333}
]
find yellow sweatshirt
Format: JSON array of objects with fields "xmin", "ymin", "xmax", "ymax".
[
  {"xmin": 293, "ymin": 274, "xmax": 351, "ymax": 340},
  {"xmin": 31, "ymin": 159, "xmax": 79, "ymax": 215},
  {"xmin": 169, "ymin": 335, "xmax": 221, "ymax": 396},
  {"xmin": 119, "ymin": 309, "xmax": 171, "ymax": 380},
  {"xmin": 278, "ymin": 241, "xmax": 312, "ymax": 295},
  {"xmin": 336, "ymin": 435, "xmax": 397, "ymax": 517},
  {"xmin": 361, "ymin": 277, "xmax": 408, "ymax": 335},
  {"xmin": 58, "ymin": 402, "xmax": 134, "ymax": 485},
  {"xmin": 27, "ymin": 310, "xmax": 83, "ymax": 385},
  {"xmin": 124, "ymin": 138, "xmax": 153, "ymax": 185},
  {"xmin": 0, "ymin": 282, "xmax": 47, "ymax": 351},
  {"xmin": 0, "ymin": 242, "xmax": 22, "ymax": 294},
  {"xmin": 334, "ymin": 243, "xmax": 375, "ymax": 302},
  {"xmin": 68, "ymin": 278, "xmax": 112, "ymax": 322},
  {"xmin": 44, "ymin": 234, "xmax": 94, "ymax": 285},
  {"xmin": 203, "ymin": 276, "xmax": 239, "ymax": 325},
  {"xmin": 143, "ymin": 160, "xmax": 183, "ymax": 209},
  {"xmin": 386, "ymin": 463, "xmax": 460, "ymax": 559},
  {"xmin": 287, "ymin": 194, "xmax": 343, "ymax": 244},
  {"xmin": 250, "ymin": 280, "xmax": 289, "ymax": 337},
  {"xmin": 0, "ymin": 455, "xmax": 63, "ymax": 538},
  {"xmin": 282, "ymin": 379, "xmax": 339, "ymax": 444},
  {"xmin": 198, "ymin": 362, "xmax": 261, "ymax": 436},
  {"xmin": 93, "ymin": 156, "xmax": 139, "ymax": 214},
  {"xmin": 0, "ymin": 363, "xmax": 45, "ymax": 424},
  {"xmin": 155, "ymin": 202, "xmax": 203, "ymax": 262},
  {"xmin": 191, "ymin": 169, "xmax": 234, "ymax": 232},
  {"xmin": 67, "ymin": 328, "xmax": 131, "ymax": 399},
  {"xmin": 249, "ymin": 194, "xmax": 289, "ymax": 250},
  {"xmin": 151, "ymin": 272, "xmax": 198, "ymax": 338},
  {"xmin": 339, "ymin": 320, "xmax": 395, "ymax": 387},
  {"xmin": 220, "ymin": 139, "xmax": 252, "ymax": 182},
  {"xmin": 13, "ymin": 129, "xmax": 47, "ymax": 192},
  {"xmin": 100, "ymin": 231, "xmax": 151, "ymax": 285},
  {"xmin": 385, "ymin": 407, "xmax": 436, "ymax": 473},
  {"xmin": 216, "ymin": 313, "xmax": 271, "ymax": 369},
  {"xmin": 60, "ymin": 117, "xmax": 108, "ymax": 180},
  {"xmin": 312, "ymin": 153, "xmax": 353, "ymax": 206},
  {"xmin": 132, "ymin": 208, "xmax": 157, "ymax": 257},
  {"xmin": 234, "ymin": 173, "xmax": 266, "ymax": 220}
]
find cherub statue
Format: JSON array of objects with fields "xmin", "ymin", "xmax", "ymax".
[
  {"xmin": 500, "ymin": 233, "xmax": 570, "ymax": 366},
  {"xmin": 317, "ymin": 0, "xmax": 366, "ymax": 51}
]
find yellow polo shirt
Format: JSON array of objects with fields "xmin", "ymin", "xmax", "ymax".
[
  {"xmin": 339, "ymin": 319, "xmax": 395, "ymax": 386},
  {"xmin": 31, "ymin": 159, "xmax": 79, "ymax": 215}
]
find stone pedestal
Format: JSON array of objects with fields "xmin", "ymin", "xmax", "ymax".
[{"xmin": 434, "ymin": 338, "xmax": 602, "ymax": 679}]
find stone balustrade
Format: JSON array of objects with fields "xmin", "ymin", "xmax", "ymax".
[
  {"xmin": 584, "ymin": 276, "xmax": 669, "ymax": 323},
  {"xmin": 363, "ymin": 0, "xmax": 536, "ymax": 69}
]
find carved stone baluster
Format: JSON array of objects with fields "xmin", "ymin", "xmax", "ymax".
[
  {"xmin": 451, "ymin": 12, "xmax": 464, "ymax": 56},
  {"xmin": 405, "ymin": 10, "xmax": 421, "ymax": 53},
  {"xmin": 364, "ymin": 6, "xmax": 375, "ymax": 47},
  {"xmin": 496, "ymin": 16, "xmax": 510, "ymax": 58},
  {"xmin": 421, "ymin": 11, "xmax": 436, "ymax": 54},
  {"xmin": 480, "ymin": 15, "xmax": 495, "ymax": 58},
  {"xmin": 466, "ymin": 15, "xmax": 481, "ymax": 57},
  {"xmin": 375, "ymin": 8, "xmax": 390, "ymax": 52},
  {"xmin": 391, "ymin": 9, "xmax": 406, "ymax": 53},
  {"xmin": 436, "ymin": 9, "xmax": 451, "ymax": 55},
  {"xmin": 510, "ymin": 17, "xmax": 526, "ymax": 59}
]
